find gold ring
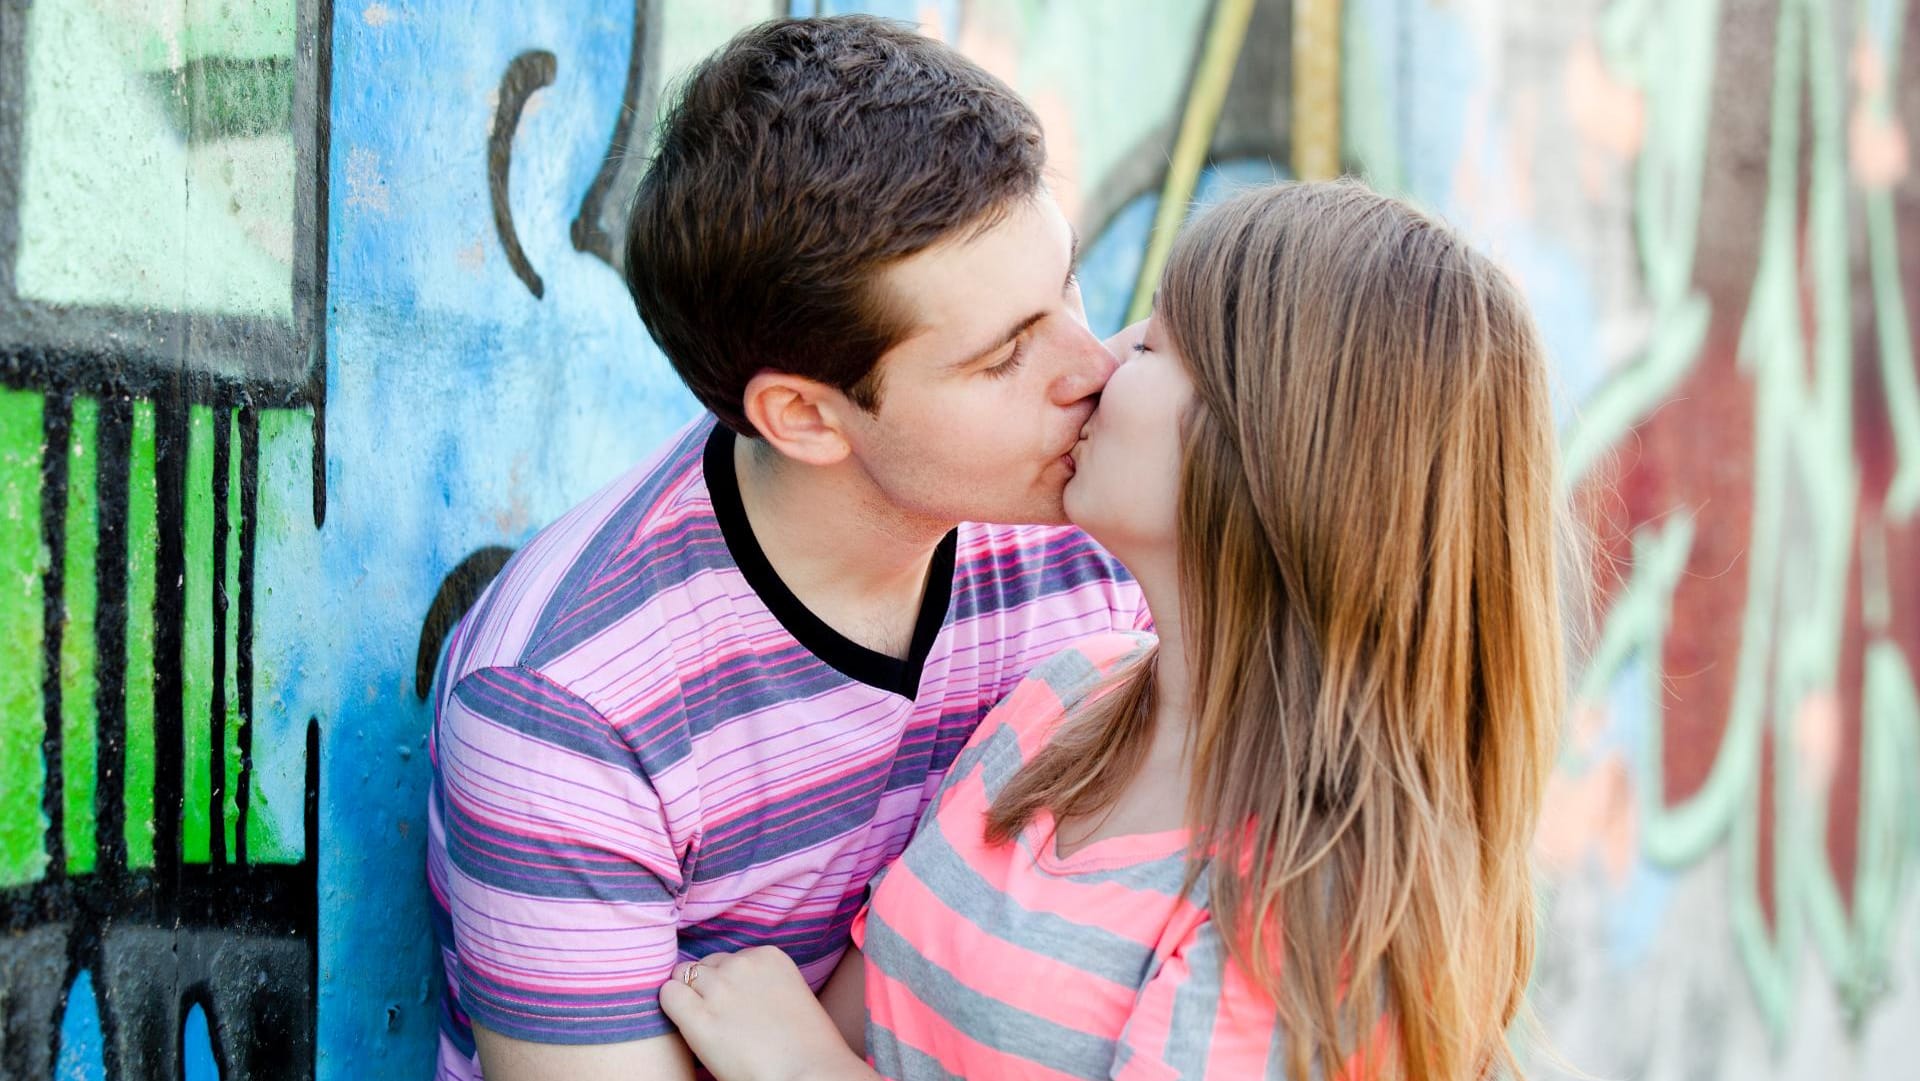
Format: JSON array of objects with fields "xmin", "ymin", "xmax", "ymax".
[{"xmin": 682, "ymin": 962, "xmax": 702, "ymax": 988}]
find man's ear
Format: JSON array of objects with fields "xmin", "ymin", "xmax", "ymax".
[{"xmin": 741, "ymin": 371, "xmax": 855, "ymax": 467}]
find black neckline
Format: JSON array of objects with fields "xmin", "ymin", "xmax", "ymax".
[{"xmin": 703, "ymin": 425, "xmax": 959, "ymax": 699}]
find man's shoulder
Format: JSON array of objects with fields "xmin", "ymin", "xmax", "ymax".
[{"xmin": 446, "ymin": 415, "xmax": 726, "ymax": 685}]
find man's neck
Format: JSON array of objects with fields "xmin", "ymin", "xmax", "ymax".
[{"xmin": 733, "ymin": 436, "xmax": 953, "ymax": 659}]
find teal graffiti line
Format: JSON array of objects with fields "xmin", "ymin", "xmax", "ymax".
[
  {"xmin": 1870, "ymin": 197, "xmax": 1920, "ymax": 519},
  {"xmin": 1713, "ymin": 0, "xmax": 1848, "ymax": 1033},
  {"xmin": 1560, "ymin": 297, "xmax": 1708, "ymax": 489},
  {"xmin": 1864, "ymin": 0, "xmax": 1920, "ymax": 520},
  {"xmin": 1762, "ymin": 2, "xmax": 1862, "ymax": 1029},
  {"xmin": 1810, "ymin": 639, "xmax": 1920, "ymax": 1026},
  {"xmin": 1574, "ymin": 0, "xmax": 1920, "ymax": 1034},
  {"xmin": 1561, "ymin": 0, "xmax": 1721, "ymax": 488},
  {"xmin": 1574, "ymin": 514, "xmax": 1695, "ymax": 711},
  {"xmin": 1728, "ymin": 739, "xmax": 1795, "ymax": 1033}
]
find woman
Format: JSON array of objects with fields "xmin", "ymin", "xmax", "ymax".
[{"xmin": 659, "ymin": 180, "xmax": 1566, "ymax": 1081}]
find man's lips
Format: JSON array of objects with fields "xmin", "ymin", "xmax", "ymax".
[{"xmin": 1060, "ymin": 427, "xmax": 1090, "ymax": 471}]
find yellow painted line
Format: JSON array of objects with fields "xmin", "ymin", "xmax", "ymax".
[
  {"xmin": 1293, "ymin": 0, "xmax": 1343, "ymax": 180},
  {"xmin": 1127, "ymin": 0, "xmax": 1259, "ymax": 325}
]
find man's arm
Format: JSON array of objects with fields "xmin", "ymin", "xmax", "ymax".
[
  {"xmin": 816, "ymin": 946, "xmax": 867, "ymax": 1055},
  {"xmin": 473, "ymin": 1025, "xmax": 696, "ymax": 1081},
  {"xmin": 476, "ymin": 946, "xmax": 865, "ymax": 1081},
  {"xmin": 436, "ymin": 665, "xmax": 692, "ymax": 1071}
]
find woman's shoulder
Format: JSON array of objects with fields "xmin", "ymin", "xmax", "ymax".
[
  {"xmin": 974, "ymin": 630, "xmax": 1157, "ymax": 760},
  {"xmin": 1026, "ymin": 630, "xmax": 1157, "ymax": 705}
]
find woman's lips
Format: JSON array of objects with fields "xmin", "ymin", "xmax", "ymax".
[{"xmin": 1062, "ymin": 430, "xmax": 1088, "ymax": 473}]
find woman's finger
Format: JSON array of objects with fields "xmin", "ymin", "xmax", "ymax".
[
  {"xmin": 695, "ymin": 950, "xmax": 737, "ymax": 971},
  {"xmin": 658, "ymin": 971, "xmax": 704, "ymax": 1029},
  {"xmin": 674, "ymin": 958, "xmax": 715, "ymax": 992}
]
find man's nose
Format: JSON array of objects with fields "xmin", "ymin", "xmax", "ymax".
[
  {"xmin": 1102, "ymin": 319, "xmax": 1148, "ymax": 362},
  {"xmin": 1052, "ymin": 323, "xmax": 1121, "ymax": 405}
]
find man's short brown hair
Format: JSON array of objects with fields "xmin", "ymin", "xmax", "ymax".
[{"xmin": 624, "ymin": 16, "xmax": 1046, "ymax": 436}]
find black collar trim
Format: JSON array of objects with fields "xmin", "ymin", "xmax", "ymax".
[{"xmin": 704, "ymin": 425, "xmax": 958, "ymax": 699}]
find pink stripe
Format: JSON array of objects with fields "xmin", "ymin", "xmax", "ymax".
[
  {"xmin": 877, "ymin": 863, "xmax": 1139, "ymax": 1029},
  {"xmin": 865, "ymin": 966, "xmax": 1089, "ymax": 1081},
  {"xmin": 440, "ymin": 727, "xmax": 674, "ymax": 853}
]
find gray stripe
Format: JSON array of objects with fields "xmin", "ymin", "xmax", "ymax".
[
  {"xmin": 976, "ymin": 724, "xmax": 1023, "ymax": 799},
  {"xmin": 1031, "ymin": 633, "xmax": 1155, "ymax": 708},
  {"xmin": 864, "ymin": 1022, "xmax": 968, "ymax": 1081},
  {"xmin": 1032, "ymin": 645, "xmax": 1108, "ymax": 704},
  {"xmin": 1162, "ymin": 921, "xmax": 1228, "ymax": 1078},
  {"xmin": 971, "ymin": 633, "xmax": 1155, "ymax": 804},
  {"xmin": 934, "ymin": 721, "xmax": 1023, "ymax": 803},
  {"xmin": 905, "ymin": 819, "xmax": 1157, "ymax": 985},
  {"xmin": 1012, "ymin": 831, "xmax": 1202, "ymax": 896},
  {"xmin": 863, "ymin": 915, "xmax": 1117, "ymax": 1079}
]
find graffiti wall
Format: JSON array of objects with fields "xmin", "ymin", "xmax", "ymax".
[
  {"xmin": 0, "ymin": 0, "xmax": 1911, "ymax": 1077},
  {"xmin": 1428, "ymin": 0, "xmax": 1920, "ymax": 1076},
  {"xmin": 0, "ymin": 0, "xmax": 326, "ymax": 1076}
]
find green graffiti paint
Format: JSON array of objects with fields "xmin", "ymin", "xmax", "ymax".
[
  {"xmin": 129, "ymin": 0, "xmax": 296, "ymax": 65},
  {"xmin": 60, "ymin": 398, "xmax": 99, "ymax": 875},
  {"xmin": 125, "ymin": 401, "xmax": 158, "ymax": 869},
  {"xmin": 225, "ymin": 410, "xmax": 243, "ymax": 859},
  {"xmin": 149, "ymin": 58, "xmax": 295, "ymax": 143},
  {"xmin": 14, "ymin": 0, "xmax": 297, "ymax": 319},
  {"xmin": 183, "ymin": 404, "xmax": 214, "ymax": 864},
  {"xmin": 245, "ymin": 408, "xmax": 313, "ymax": 864},
  {"xmin": 1816, "ymin": 639, "xmax": 1920, "ymax": 1025},
  {"xmin": 0, "ymin": 389, "xmax": 47, "ymax": 888}
]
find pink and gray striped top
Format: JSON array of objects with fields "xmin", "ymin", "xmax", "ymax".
[
  {"xmin": 426, "ymin": 416, "xmax": 1147, "ymax": 1079},
  {"xmin": 855, "ymin": 633, "xmax": 1389, "ymax": 1080}
]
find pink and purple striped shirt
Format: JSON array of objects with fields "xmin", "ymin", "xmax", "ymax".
[{"xmin": 426, "ymin": 416, "xmax": 1148, "ymax": 1079}]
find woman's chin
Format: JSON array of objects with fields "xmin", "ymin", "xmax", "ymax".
[
  {"xmin": 1063, "ymin": 485, "xmax": 1167, "ymax": 580},
  {"xmin": 1062, "ymin": 480, "xmax": 1110, "ymax": 542}
]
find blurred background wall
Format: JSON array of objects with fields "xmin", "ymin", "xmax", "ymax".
[{"xmin": 0, "ymin": 0, "xmax": 1913, "ymax": 1077}]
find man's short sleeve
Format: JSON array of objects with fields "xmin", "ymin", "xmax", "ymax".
[{"xmin": 434, "ymin": 664, "xmax": 686, "ymax": 1044}]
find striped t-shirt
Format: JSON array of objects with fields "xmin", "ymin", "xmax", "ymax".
[
  {"xmin": 426, "ymin": 416, "xmax": 1148, "ymax": 1079},
  {"xmin": 855, "ymin": 632, "xmax": 1296, "ymax": 1080}
]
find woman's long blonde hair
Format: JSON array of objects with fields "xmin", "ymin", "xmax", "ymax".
[{"xmin": 988, "ymin": 181, "xmax": 1565, "ymax": 1080}]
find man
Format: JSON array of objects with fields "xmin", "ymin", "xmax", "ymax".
[{"xmin": 426, "ymin": 16, "xmax": 1147, "ymax": 1080}]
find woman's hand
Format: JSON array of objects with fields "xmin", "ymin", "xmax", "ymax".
[{"xmin": 660, "ymin": 947, "xmax": 877, "ymax": 1081}]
